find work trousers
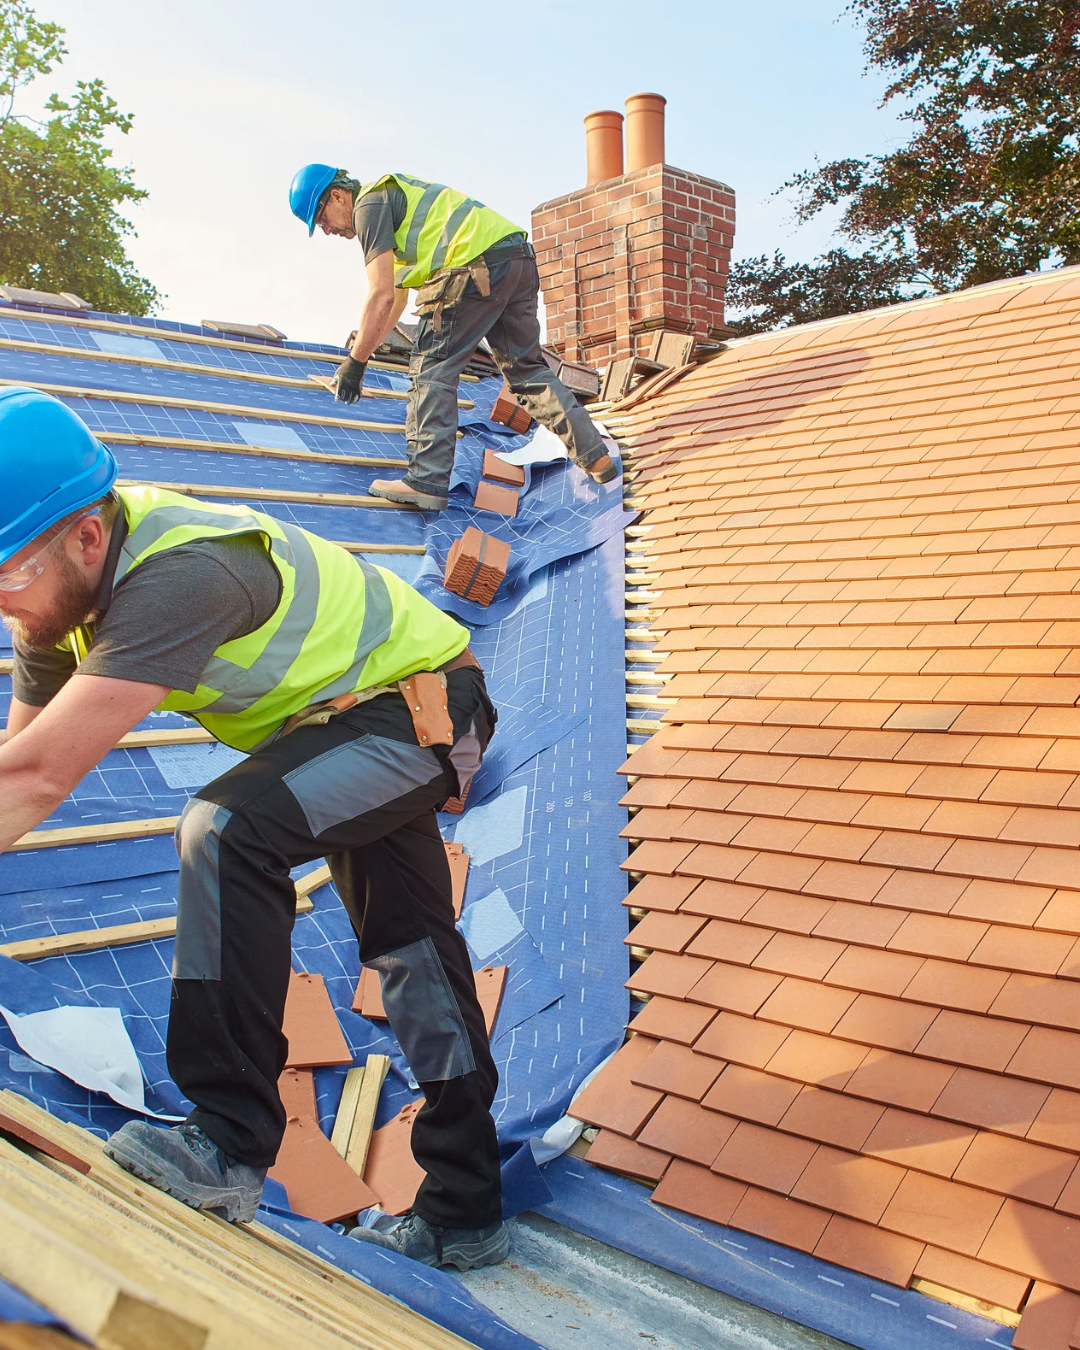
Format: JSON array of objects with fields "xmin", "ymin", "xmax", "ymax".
[
  {"xmin": 166, "ymin": 667, "xmax": 503, "ymax": 1230},
  {"xmin": 404, "ymin": 238, "xmax": 608, "ymax": 500}
]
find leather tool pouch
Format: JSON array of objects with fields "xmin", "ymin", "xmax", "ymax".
[
  {"xmin": 415, "ymin": 259, "xmax": 491, "ymax": 331},
  {"xmin": 399, "ymin": 671, "xmax": 455, "ymax": 747}
]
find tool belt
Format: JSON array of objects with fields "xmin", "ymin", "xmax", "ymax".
[
  {"xmin": 414, "ymin": 259, "xmax": 491, "ymax": 332},
  {"xmin": 278, "ymin": 648, "xmax": 482, "ymax": 747}
]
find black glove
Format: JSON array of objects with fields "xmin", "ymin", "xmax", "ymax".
[{"xmin": 333, "ymin": 355, "xmax": 367, "ymax": 404}]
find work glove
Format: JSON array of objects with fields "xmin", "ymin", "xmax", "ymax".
[{"xmin": 333, "ymin": 356, "xmax": 367, "ymax": 404}]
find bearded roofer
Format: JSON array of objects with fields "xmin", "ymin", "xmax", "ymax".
[
  {"xmin": 289, "ymin": 163, "xmax": 618, "ymax": 511},
  {"xmin": 0, "ymin": 387, "xmax": 510, "ymax": 1270}
]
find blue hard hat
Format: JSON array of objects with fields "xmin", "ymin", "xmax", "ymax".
[
  {"xmin": 0, "ymin": 388, "xmax": 118, "ymax": 565},
  {"xmin": 289, "ymin": 162, "xmax": 339, "ymax": 236}
]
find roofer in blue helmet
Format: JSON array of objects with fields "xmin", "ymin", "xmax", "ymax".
[
  {"xmin": 0, "ymin": 386, "xmax": 511, "ymax": 1269},
  {"xmin": 289, "ymin": 162, "xmax": 618, "ymax": 510}
]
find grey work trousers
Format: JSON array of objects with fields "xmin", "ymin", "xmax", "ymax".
[{"xmin": 403, "ymin": 239, "xmax": 607, "ymax": 500}]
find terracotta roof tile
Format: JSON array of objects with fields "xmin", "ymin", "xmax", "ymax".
[
  {"xmin": 637, "ymin": 1096, "xmax": 736, "ymax": 1165},
  {"xmin": 570, "ymin": 1036, "xmax": 664, "ymax": 1136},
  {"xmin": 887, "ymin": 912, "xmax": 989, "ymax": 962},
  {"xmin": 1011, "ymin": 1281, "xmax": 1080, "ymax": 1350},
  {"xmin": 686, "ymin": 918, "xmax": 773, "ymax": 965},
  {"xmin": 913, "ymin": 1247, "xmax": 1031, "ymax": 1312},
  {"xmin": 729, "ymin": 1186, "xmax": 832, "ymax": 1252},
  {"xmin": 778, "ymin": 1085, "xmax": 884, "ymax": 1151},
  {"xmin": 752, "ymin": 931, "xmax": 846, "ymax": 980},
  {"xmin": 678, "ymin": 878, "xmax": 763, "ymax": 920},
  {"xmin": 623, "ymin": 840, "xmax": 697, "ymax": 876},
  {"xmin": 701, "ymin": 1064, "xmax": 802, "ymax": 1127},
  {"xmin": 980, "ymin": 1199, "xmax": 1080, "ymax": 1291},
  {"xmin": 791, "ymin": 1144, "xmax": 906, "ymax": 1224},
  {"xmin": 626, "ymin": 910, "xmax": 708, "ymax": 954},
  {"xmin": 764, "ymin": 1028, "xmax": 869, "ymax": 1089},
  {"xmin": 712, "ymin": 1120, "xmax": 818, "ymax": 1194},
  {"xmin": 992, "ymin": 975, "xmax": 1080, "ymax": 1032},
  {"xmin": 863, "ymin": 1106, "xmax": 977, "ymax": 1177},
  {"xmin": 845, "ymin": 1049, "xmax": 956, "ymax": 1112},
  {"xmin": 687, "ymin": 961, "xmax": 782, "ymax": 1014},
  {"xmin": 825, "ymin": 945, "xmax": 925, "ymax": 997},
  {"xmin": 832, "ymin": 994, "xmax": 939, "ymax": 1054},
  {"xmin": 651, "ymin": 1158, "xmax": 748, "ymax": 1226},
  {"xmin": 880, "ymin": 1171, "xmax": 1003, "ymax": 1255},
  {"xmin": 632, "ymin": 1040, "xmax": 724, "ymax": 1101},
  {"xmin": 916, "ymin": 1009, "xmax": 1030, "ymax": 1071},
  {"xmin": 813, "ymin": 1215, "xmax": 924, "ymax": 1287},
  {"xmin": 625, "ymin": 873, "xmax": 703, "ymax": 914},
  {"xmin": 587, "ymin": 1130, "xmax": 671, "ymax": 1182},
  {"xmin": 952, "ymin": 878, "xmax": 1053, "ymax": 926},
  {"xmin": 695, "ymin": 1011, "xmax": 791, "ymax": 1068},
  {"xmin": 628, "ymin": 996, "xmax": 717, "ymax": 1046},
  {"xmin": 873, "ymin": 870, "xmax": 968, "ymax": 914},
  {"xmin": 629, "ymin": 951, "xmax": 714, "ymax": 1000},
  {"xmin": 756, "ymin": 976, "xmax": 857, "ymax": 1034},
  {"xmin": 902, "ymin": 958, "xmax": 1009, "ymax": 1013},
  {"xmin": 743, "ymin": 890, "xmax": 833, "ymax": 933},
  {"xmin": 954, "ymin": 1130, "xmax": 1077, "ymax": 1206},
  {"xmin": 1029, "ymin": 1089, "xmax": 1080, "ymax": 1153}
]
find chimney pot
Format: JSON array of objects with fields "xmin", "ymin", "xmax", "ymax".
[
  {"xmin": 624, "ymin": 92, "xmax": 666, "ymax": 172},
  {"xmin": 584, "ymin": 109, "xmax": 624, "ymax": 186}
]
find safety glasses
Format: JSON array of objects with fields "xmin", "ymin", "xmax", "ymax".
[{"xmin": 0, "ymin": 510, "xmax": 99, "ymax": 593}]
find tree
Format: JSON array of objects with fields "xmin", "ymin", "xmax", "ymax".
[
  {"xmin": 725, "ymin": 248, "xmax": 932, "ymax": 336},
  {"xmin": 787, "ymin": 0, "xmax": 1080, "ymax": 291},
  {"xmin": 0, "ymin": 0, "xmax": 159, "ymax": 314}
]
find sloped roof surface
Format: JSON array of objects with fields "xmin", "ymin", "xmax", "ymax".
[{"xmin": 576, "ymin": 267, "xmax": 1080, "ymax": 1345}]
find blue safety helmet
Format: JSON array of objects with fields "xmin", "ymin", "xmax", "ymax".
[
  {"xmin": 289, "ymin": 162, "xmax": 339, "ymax": 236},
  {"xmin": 0, "ymin": 387, "xmax": 118, "ymax": 565}
]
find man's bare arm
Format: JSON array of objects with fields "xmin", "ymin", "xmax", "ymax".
[
  {"xmin": 3, "ymin": 697, "xmax": 44, "ymax": 741},
  {"xmin": 350, "ymin": 251, "xmax": 408, "ymax": 361},
  {"xmin": 0, "ymin": 673, "xmax": 171, "ymax": 851}
]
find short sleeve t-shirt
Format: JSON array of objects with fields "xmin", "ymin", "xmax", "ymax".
[
  {"xmin": 12, "ymin": 522, "xmax": 282, "ymax": 707},
  {"xmin": 352, "ymin": 186, "xmax": 408, "ymax": 266}
]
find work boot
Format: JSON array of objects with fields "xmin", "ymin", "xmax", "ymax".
[
  {"xmin": 577, "ymin": 452, "xmax": 619, "ymax": 485},
  {"xmin": 369, "ymin": 478, "xmax": 449, "ymax": 512},
  {"xmin": 104, "ymin": 1119, "xmax": 267, "ymax": 1223},
  {"xmin": 349, "ymin": 1211, "xmax": 510, "ymax": 1270}
]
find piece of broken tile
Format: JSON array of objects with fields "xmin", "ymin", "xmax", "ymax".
[
  {"xmin": 283, "ymin": 970, "xmax": 352, "ymax": 1067},
  {"xmin": 363, "ymin": 1099, "xmax": 427, "ymax": 1216}
]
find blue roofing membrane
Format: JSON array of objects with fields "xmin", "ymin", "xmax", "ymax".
[{"xmin": 0, "ymin": 304, "xmax": 1014, "ymax": 1350}]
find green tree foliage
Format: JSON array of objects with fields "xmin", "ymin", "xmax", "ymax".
[
  {"xmin": 725, "ymin": 248, "xmax": 931, "ymax": 336},
  {"xmin": 788, "ymin": 0, "xmax": 1080, "ymax": 291},
  {"xmin": 0, "ymin": 0, "xmax": 158, "ymax": 314}
]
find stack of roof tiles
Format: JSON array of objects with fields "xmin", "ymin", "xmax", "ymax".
[
  {"xmin": 575, "ymin": 268, "xmax": 1080, "ymax": 1347},
  {"xmin": 443, "ymin": 526, "xmax": 511, "ymax": 605}
]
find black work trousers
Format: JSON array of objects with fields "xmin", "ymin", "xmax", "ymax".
[
  {"xmin": 404, "ymin": 237, "xmax": 608, "ymax": 500},
  {"xmin": 165, "ymin": 667, "xmax": 503, "ymax": 1230}
]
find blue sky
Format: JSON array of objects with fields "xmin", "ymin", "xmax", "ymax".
[{"xmin": 32, "ymin": 0, "xmax": 907, "ymax": 341}]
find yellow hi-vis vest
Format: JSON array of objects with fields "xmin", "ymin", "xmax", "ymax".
[
  {"xmin": 358, "ymin": 172, "xmax": 524, "ymax": 289},
  {"xmin": 65, "ymin": 486, "xmax": 469, "ymax": 752}
]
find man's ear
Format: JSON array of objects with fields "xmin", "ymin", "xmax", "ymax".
[{"xmin": 73, "ymin": 513, "xmax": 107, "ymax": 568}]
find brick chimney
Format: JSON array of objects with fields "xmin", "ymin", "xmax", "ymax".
[{"xmin": 532, "ymin": 94, "xmax": 734, "ymax": 369}]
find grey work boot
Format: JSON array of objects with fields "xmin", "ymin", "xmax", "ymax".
[
  {"xmin": 581, "ymin": 452, "xmax": 619, "ymax": 484},
  {"xmin": 104, "ymin": 1119, "xmax": 266, "ymax": 1223},
  {"xmin": 369, "ymin": 478, "xmax": 448, "ymax": 512},
  {"xmin": 349, "ymin": 1210, "xmax": 510, "ymax": 1270}
]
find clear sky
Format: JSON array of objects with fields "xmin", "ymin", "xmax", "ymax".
[{"xmin": 28, "ymin": 0, "xmax": 906, "ymax": 344}]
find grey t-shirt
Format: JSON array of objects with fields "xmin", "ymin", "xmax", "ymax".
[
  {"xmin": 352, "ymin": 186, "xmax": 408, "ymax": 266},
  {"xmin": 12, "ymin": 527, "xmax": 282, "ymax": 707}
]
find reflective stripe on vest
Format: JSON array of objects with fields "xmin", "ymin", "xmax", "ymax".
[
  {"xmin": 358, "ymin": 172, "xmax": 525, "ymax": 288},
  {"xmin": 65, "ymin": 486, "xmax": 469, "ymax": 752}
]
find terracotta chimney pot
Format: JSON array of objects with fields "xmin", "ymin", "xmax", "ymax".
[
  {"xmin": 584, "ymin": 109, "xmax": 624, "ymax": 186},
  {"xmin": 624, "ymin": 92, "xmax": 666, "ymax": 172}
]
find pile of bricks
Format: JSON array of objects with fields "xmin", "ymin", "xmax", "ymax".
[
  {"xmin": 490, "ymin": 381, "xmax": 533, "ymax": 434},
  {"xmin": 443, "ymin": 525, "xmax": 511, "ymax": 606}
]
